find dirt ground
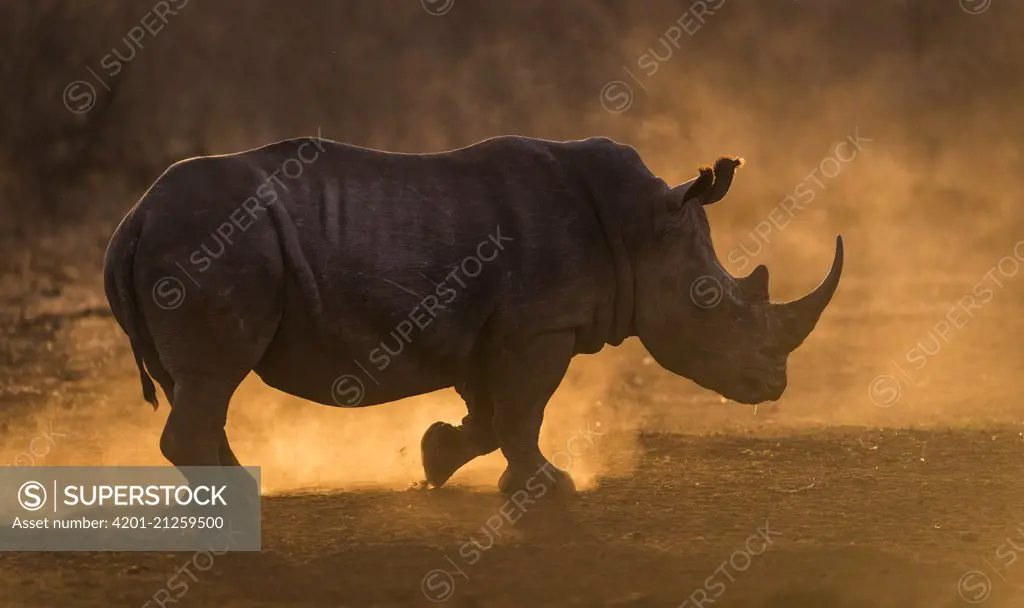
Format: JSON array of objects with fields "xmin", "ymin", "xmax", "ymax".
[{"xmin": 1, "ymin": 220, "xmax": 1023, "ymax": 607}]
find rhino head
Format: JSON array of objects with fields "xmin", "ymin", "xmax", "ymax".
[{"xmin": 633, "ymin": 157, "xmax": 843, "ymax": 404}]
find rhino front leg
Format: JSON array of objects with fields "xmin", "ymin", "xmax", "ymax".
[
  {"xmin": 486, "ymin": 330, "xmax": 576, "ymax": 496},
  {"xmin": 421, "ymin": 375, "xmax": 499, "ymax": 487}
]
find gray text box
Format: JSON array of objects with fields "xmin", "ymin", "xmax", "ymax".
[{"xmin": 0, "ymin": 466, "xmax": 260, "ymax": 551}]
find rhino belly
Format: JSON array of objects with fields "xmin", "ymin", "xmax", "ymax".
[{"xmin": 252, "ymin": 319, "xmax": 454, "ymax": 407}]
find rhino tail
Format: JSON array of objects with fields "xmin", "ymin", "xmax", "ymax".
[{"xmin": 103, "ymin": 212, "xmax": 161, "ymax": 410}]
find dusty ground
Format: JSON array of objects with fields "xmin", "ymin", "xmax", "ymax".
[{"xmin": 1, "ymin": 220, "xmax": 1023, "ymax": 607}]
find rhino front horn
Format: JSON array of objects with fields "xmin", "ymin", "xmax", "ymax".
[{"xmin": 774, "ymin": 235, "xmax": 844, "ymax": 351}]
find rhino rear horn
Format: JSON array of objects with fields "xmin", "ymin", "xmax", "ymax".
[{"xmin": 738, "ymin": 264, "xmax": 770, "ymax": 302}]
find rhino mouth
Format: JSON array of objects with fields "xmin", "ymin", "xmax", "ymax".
[
  {"xmin": 722, "ymin": 374, "xmax": 785, "ymax": 404},
  {"xmin": 686, "ymin": 366, "xmax": 786, "ymax": 405}
]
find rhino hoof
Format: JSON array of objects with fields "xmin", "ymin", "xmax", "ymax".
[
  {"xmin": 498, "ymin": 462, "xmax": 576, "ymax": 497},
  {"xmin": 421, "ymin": 421, "xmax": 471, "ymax": 488}
]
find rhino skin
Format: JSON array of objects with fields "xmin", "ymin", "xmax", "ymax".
[{"xmin": 104, "ymin": 135, "xmax": 842, "ymax": 494}]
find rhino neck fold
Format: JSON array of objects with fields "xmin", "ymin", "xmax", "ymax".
[
  {"xmin": 592, "ymin": 191, "xmax": 636, "ymax": 346},
  {"xmin": 570, "ymin": 166, "xmax": 638, "ymax": 348},
  {"xmin": 550, "ymin": 138, "xmax": 673, "ymax": 348}
]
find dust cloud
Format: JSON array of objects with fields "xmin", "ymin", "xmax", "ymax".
[
  {"xmin": 224, "ymin": 355, "xmax": 634, "ymax": 494},
  {"xmin": 2, "ymin": 0, "xmax": 1023, "ymax": 490},
  {"xmin": 0, "ymin": 354, "xmax": 638, "ymax": 494}
]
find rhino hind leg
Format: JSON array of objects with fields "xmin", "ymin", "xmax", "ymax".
[
  {"xmin": 159, "ymin": 385, "xmax": 241, "ymax": 468},
  {"xmin": 160, "ymin": 375, "xmax": 243, "ymax": 467},
  {"xmin": 421, "ymin": 377, "xmax": 499, "ymax": 487},
  {"xmin": 218, "ymin": 430, "xmax": 242, "ymax": 467},
  {"xmin": 141, "ymin": 257, "xmax": 282, "ymax": 474},
  {"xmin": 487, "ymin": 330, "xmax": 577, "ymax": 496},
  {"xmin": 159, "ymin": 374, "xmax": 259, "ymax": 510}
]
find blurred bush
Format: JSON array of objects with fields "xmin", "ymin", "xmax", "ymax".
[{"xmin": 1, "ymin": 0, "xmax": 1020, "ymax": 238}]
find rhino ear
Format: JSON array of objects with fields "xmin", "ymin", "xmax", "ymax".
[
  {"xmin": 702, "ymin": 156, "xmax": 744, "ymax": 206},
  {"xmin": 667, "ymin": 166, "xmax": 714, "ymax": 210},
  {"xmin": 666, "ymin": 156, "xmax": 743, "ymax": 210}
]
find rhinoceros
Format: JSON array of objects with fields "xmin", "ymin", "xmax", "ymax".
[{"xmin": 104, "ymin": 135, "xmax": 842, "ymax": 494}]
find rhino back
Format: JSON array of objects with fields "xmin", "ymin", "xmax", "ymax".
[{"xmin": 265, "ymin": 137, "xmax": 613, "ymax": 351}]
